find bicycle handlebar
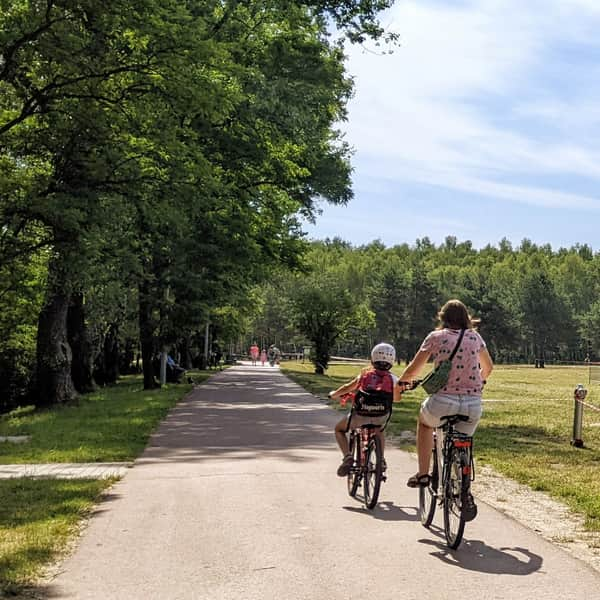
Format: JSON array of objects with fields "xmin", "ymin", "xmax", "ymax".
[
  {"xmin": 329, "ymin": 380, "xmax": 422, "ymax": 401},
  {"xmin": 397, "ymin": 379, "xmax": 422, "ymax": 391}
]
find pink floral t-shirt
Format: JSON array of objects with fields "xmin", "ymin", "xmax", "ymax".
[{"xmin": 419, "ymin": 328, "xmax": 487, "ymax": 396}]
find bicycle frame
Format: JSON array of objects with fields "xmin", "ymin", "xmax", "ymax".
[
  {"xmin": 347, "ymin": 423, "xmax": 386, "ymax": 510},
  {"xmin": 420, "ymin": 415, "xmax": 474, "ymax": 549},
  {"xmin": 336, "ymin": 390, "xmax": 390, "ymax": 510}
]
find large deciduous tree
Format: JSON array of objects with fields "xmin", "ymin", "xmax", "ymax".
[{"xmin": 1, "ymin": 0, "xmax": 396, "ymax": 405}]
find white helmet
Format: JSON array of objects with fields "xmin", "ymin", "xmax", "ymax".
[{"xmin": 371, "ymin": 343, "xmax": 396, "ymax": 369}]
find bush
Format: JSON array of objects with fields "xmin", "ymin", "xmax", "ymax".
[{"xmin": 0, "ymin": 327, "xmax": 37, "ymax": 414}]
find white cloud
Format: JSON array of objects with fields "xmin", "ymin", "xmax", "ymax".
[{"xmin": 342, "ymin": 0, "xmax": 600, "ymax": 204}]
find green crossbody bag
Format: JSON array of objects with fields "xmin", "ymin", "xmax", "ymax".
[{"xmin": 421, "ymin": 329, "xmax": 465, "ymax": 395}]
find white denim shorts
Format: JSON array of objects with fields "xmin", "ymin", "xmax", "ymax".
[
  {"xmin": 420, "ymin": 393, "xmax": 482, "ymax": 435},
  {"xmin": 346, "ymin": 411, "xmax": 390, "ymax": 430}
]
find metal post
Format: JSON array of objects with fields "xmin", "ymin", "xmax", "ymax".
[
  {"xmin": 159, "ymin": 347, "xmax": 167, "ymax": 386},
  {"xmin": 571, "ymin": 384, "xmax": 587, "ymax": 448},
  {"xmin": 204, "ymin": 322, "xmax": 210, "ymax": 364}
]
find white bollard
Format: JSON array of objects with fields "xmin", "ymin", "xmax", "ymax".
[{"xmin": 571, "ymin": 383, "xmax": 587, "ymax": 448}]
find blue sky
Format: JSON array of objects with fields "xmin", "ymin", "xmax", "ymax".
[{"xmin": 303, "ymin": 0, "xmax": 600, "ymax": 250}]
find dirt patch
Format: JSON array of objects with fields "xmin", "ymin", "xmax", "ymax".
[{"xmin": 473, "ymin": 464, "xmax": 600, "ymax": 573}]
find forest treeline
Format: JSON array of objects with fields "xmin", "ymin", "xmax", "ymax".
[
  {"xmin": 0, "ymin": 0, "xmax": 397, "ymax": 413},
  {"xmin": 249, "ymin": 237, "xmax": 600, "ymax": 374}
]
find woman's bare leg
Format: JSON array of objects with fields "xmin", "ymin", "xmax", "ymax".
[{"xmin": 416, "ymin": 419, "xmax": 434, "ymax": 475}]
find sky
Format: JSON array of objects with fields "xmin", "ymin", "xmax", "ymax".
[{"xmin": 303, "ymin": 0, "xmax": 600, "ymax": 251}]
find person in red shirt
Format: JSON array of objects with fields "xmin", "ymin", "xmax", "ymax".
[{"xmin": 249, "ymin": 343, "xmax": 259, "ymax": 366}]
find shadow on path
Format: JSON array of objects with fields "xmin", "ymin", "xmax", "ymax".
[
  {"xmin": 136, "ymin": 365, "xmax": 340, "ymax": 466},
  {"xmin": 419, "ymin": 529, "xmax": 543, "ymax": 575},
  {"xmin": 343, "ymin": 502, "xmax": 420, "ymax": 522}
]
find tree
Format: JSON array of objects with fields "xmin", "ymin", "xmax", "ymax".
[
  {"xmin": 292, "ymin": 273, "xmax": 357, "ymax": 374},
  {"xmin": 519, "ymin": 257, "xmax": 568, "ymax": 361},
  {"xmin": 2, "ymin": 0, "xmax": 397, "ymax": 404},
  {"xmin": 369, "ymin": 254, "xmax": 412, "ymax": 360}
]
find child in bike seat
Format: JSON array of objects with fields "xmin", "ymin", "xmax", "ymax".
[{"xmin": 328, "ymin": 343, "xmax": 401, "ymax": 477}]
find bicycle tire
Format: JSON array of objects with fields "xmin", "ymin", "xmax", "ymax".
[
  {"xmin": 363, "ymin": 435, "xmax": 383, "ymax": 510},
  {"xmin": 419, "ymin": 446, "xmax": 438, "ymax": 527},
  {"xmin": 347, "ymin": 432, "xmax": 361, "ymax": 497},
  {"xmin": 443, "ymin": 447, "xmax": 468, "ymax": 549}
]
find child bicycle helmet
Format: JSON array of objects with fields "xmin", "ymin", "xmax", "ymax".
[{"xmin": 371, "ymin": 343, "xmax": 396, "ymax": 370}]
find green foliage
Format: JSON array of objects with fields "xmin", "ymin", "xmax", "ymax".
[
  {"xmin": 1, "ymin": 0, "xmax": 397, "ymax": 406},
  {"xmin": 289, "ymin": 243, "xmax": 374, "ymax": 372},
  {"xmin": 0, "ymin": 230, "xmax": 48, "ymax": 411},
  {"xmin": 253, "ymin": 237, "xmax": 600, "ymax": 365}
]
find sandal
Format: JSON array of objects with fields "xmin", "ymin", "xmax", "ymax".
[
  {"xmin": 406, "ymin": 473, "xmax": 431, "ymax": 488},
  {"xmin": 337, "ymin": 453, "xmax": 354, "ymax": 477},
  {"xmin": 462, "ymin": 491, "xmax": 478, "ymax": 521}
]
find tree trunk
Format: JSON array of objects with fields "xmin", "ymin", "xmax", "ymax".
[
  {"xmin": 181, "ymin": 335, "xmax": 193, "ymax": 369},
  {"xmin": 67, "ymin": 292, "xmax": 97, "ymax": 393},
  {"xmin": 312, "ymin": 337, "xmax": 330, "ymax": 375},
  {"xmin": 120, "ymin": 338, "xmax": 136, "ymax": 374},
  {"xmin": 139, "ymin": 280, "xmax": 159, "ymax": 389},
  {"xmin": 103, "ymin": 323, "xmax": 120, "ymax": 384},
  {"xmin": 35, "ymin": 260, "xmax": 77, "ymax": 407}
]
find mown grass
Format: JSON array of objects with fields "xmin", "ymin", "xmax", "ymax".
[
  {"xmin": 0, "ymin": 370, "xmax": 212, "ymax": 595},
  {"xmin": 281, "ymin": 361, "xmax": 600, "ymax": 532},
  {"xmin": 0, "ymin": 372, "xmax": 212, "ymax": 463},
  {"xmin": 0, "ymin": 478, "xmax": 112, "ymax": 596}
]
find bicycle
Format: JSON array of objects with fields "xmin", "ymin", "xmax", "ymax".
[
  {"xmin": 419, "ymin": 413, "xmax": 476, "ymax": 549},
  {"xmin": 346, "ymin": 422, "xmax": 387, "ymax": 509},
  {"xmin": 341, "ymin": 393, "xmax": 388, "ymax": 510}
]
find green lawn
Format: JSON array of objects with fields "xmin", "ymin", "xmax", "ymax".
[
  {"xmin": 281, "ymin": 361, "xmax": 600, "ymax": 531},
  {"xmin": 0, "ymin": 371, "xmax": 212, "ymax": 595},
  {"xmin": 0, "ymin": 478, "xmax": 113, "ymax": 596}
]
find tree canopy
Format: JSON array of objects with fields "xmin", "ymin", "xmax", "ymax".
[
  {"xmin": 0, "ymin": 0, "xmax": 396, "ymax": 410},
  {"xmin": 248, "ymin": 237, "xmax": 600, "ymax": 373}
]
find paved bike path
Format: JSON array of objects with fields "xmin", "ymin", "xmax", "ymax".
[{"xmin": 41, "ymin": 364, "xmax": 600, "ymax": 599}]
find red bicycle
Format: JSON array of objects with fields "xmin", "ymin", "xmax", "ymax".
[{"xmin": 341, "ymin": 392, "xmax": 387, "ymax": 510}]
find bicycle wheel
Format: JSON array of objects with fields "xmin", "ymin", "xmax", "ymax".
[
  {"xmin": 363, "ymin": 435, "xmax": 383, "ymax": 510},
  {"xmin": 347, "ymin": 432, "xmax": 361, "ymax": 497},
  {"xmin": 443, "ymin": 448, "xmax": 468, "ymax": 549},
  {"xmin": 419, "ymin": 446, "xmax": 439, "ymax": 527}
]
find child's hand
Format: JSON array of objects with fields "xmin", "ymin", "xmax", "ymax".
[{"xmin": 339, "ymin": 391, "xmax": 355, "ymax": 407}]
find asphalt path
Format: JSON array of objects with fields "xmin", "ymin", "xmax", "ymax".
[{"xmin": 42, "ymin": 364, "xmax": 600, "ymax": 599}]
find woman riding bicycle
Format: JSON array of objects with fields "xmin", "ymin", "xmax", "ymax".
[
  {"xmin": 329, "ymin": 343, "xmax": 401, "ymax": 477},
  {"xmin": 399, "ymin": 299, "xmax": 493, "ymax": 499}
]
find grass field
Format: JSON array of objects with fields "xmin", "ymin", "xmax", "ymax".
[
  {"xmin": 281, "ymin": 361, "xmax": 600, "ymax": 532},
  {"xmin": 0, "ymin": 371, "xmax": 212, "ymax": 595}
]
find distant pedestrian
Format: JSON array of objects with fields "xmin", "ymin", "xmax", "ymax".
[
  {"xmin": 249, "ymin": 343, "xmax": 259, "ymax": 366},
  {"xmin": 260, "ymin": 348, "xmax": 267, "ymax": 366},
  {"xmin": 267, "ymin": 345, "xmax": 281, "ymax": 366}
]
